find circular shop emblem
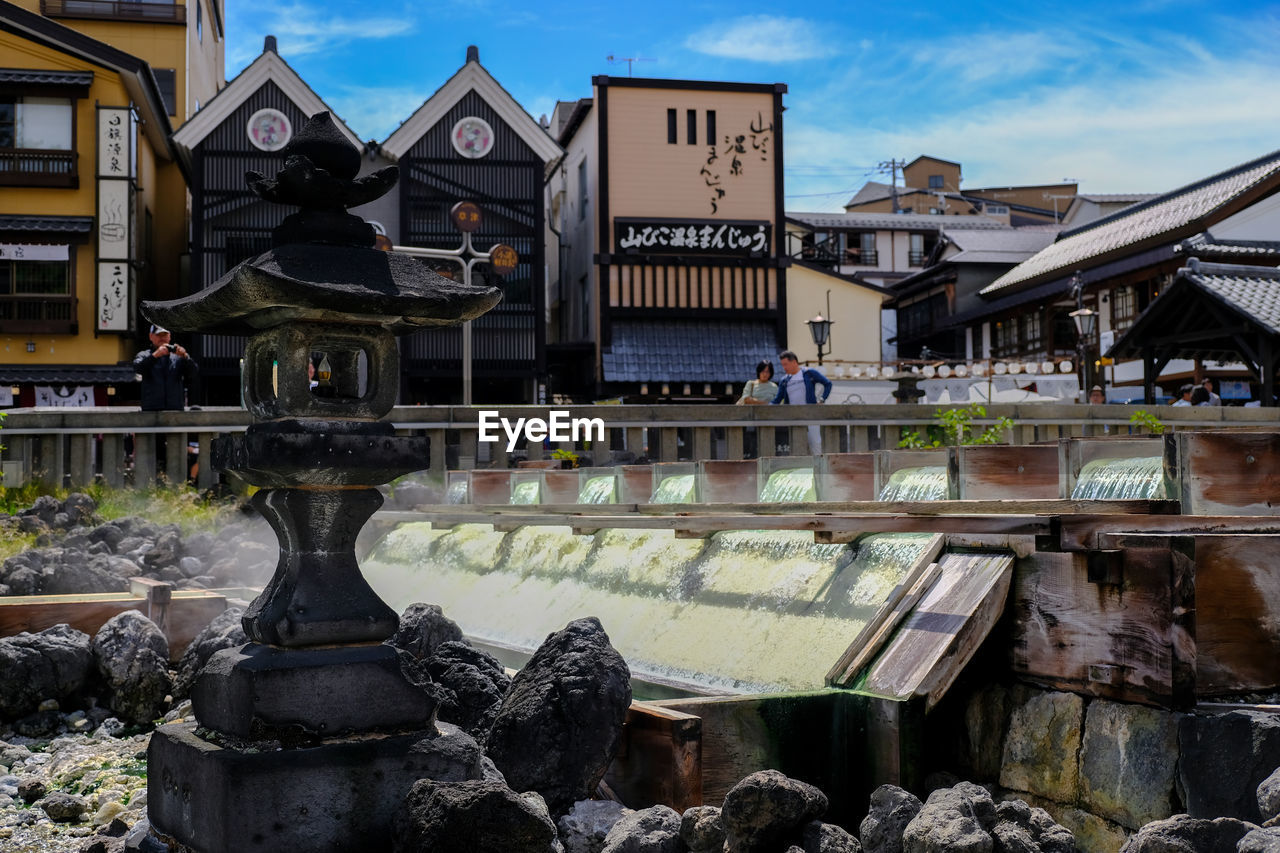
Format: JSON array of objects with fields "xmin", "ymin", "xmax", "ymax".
[
  {"xmin": 451, "ymin": 116, "xmax": 494, "ymax": 159},
  {"xmin": 247, "ymin": 108, "xmax": 292, "ymax": 152}
]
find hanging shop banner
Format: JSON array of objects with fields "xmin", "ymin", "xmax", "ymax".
[
  {"xmin": 96, "ymin": 107, "xmax": 135, "ymax": 179},
  {"xmin": 35, "ymin": 386, "xmax": 96, "ymax": 408},
  {"xmin": 96, "ymin": 260, "xmax": 132, "ymax": 332},
  {"xmin": 0, "ymin": 244, "xmax": 68, "ymax": 261},
  {"xmin": 96, "ymin": 178, "xmax": 131, "ymax": 261},
  {"xmin": 614, "ymin": 218, "xmax": 771, "ymax": 257}
]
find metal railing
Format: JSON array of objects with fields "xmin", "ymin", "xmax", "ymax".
[
  {"xmin": 40, "ymin": 0, "xmax": 186, "ymax": 23},
  {"xmin": 1, "ymin": 402, "xmax": 1276, "ymax": 489},
  {"xmin": 0, "ymin": 149, "xmax": 77, "ymax": 188}
]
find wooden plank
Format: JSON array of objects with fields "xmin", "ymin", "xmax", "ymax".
[
  {"xmin": 827, "ymin": 532, "xmax": 945, "ymax": 686},
  {"xmin": 956, "ymin": 445, "xmax": 1060, "ymax": 500},
  {"xmin": 1058, "ymin": 515, "xmax": 1280, "ymax": 550},
  {"xmin": 604, "ymin": 701, "xmax": 702, "ymax": 812},
  {"xmin": 1178, "ymin": 431, "xmax": 1280, "ymax": 516},
  {"xmin": 861, "ymin": 552, "xmax": 1015, "ymax": 710},
  {"xmin": 417, "ymin": 498, "xmax": 1172, "ymax": 517},
  {"xmin": 1190, "ymin": 535, "xmax": 1280, "ymax": 695}
]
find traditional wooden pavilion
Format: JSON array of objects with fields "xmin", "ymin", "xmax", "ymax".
[{"xmin": 1107, "ymin": 258, "xmax": 1280, "ymax": 404}]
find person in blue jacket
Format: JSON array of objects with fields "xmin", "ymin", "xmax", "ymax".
[{"xmin": 771, "ymin": 350, "xmax": 832, "ymax": 453}]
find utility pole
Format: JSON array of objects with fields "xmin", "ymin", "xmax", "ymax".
[{"xmin": 879, "ymin": 159, "xmax": 906, "ymax": 213}]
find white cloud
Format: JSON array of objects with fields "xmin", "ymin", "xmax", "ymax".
[
  {"xmin": 325, "ymin": 85, "xmax": 432, "ymax": 141},
  {"xmin": 685, "ymin": 15, "xmax": 835, "ymax": 63},
  {"xmin": 234, "ymin": 3, "xmax": 412, "ymax": 63}
]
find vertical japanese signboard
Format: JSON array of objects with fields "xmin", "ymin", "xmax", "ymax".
[{"xmin": 96, "ymin": 107, "xmax": 136, "ymax": 332}]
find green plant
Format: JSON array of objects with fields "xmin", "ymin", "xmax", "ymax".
[
  {"xmin": 899, "ymin": 404, "xmax": 1016, "ymax": 448},
  {"xmin": 551, "ymin": 448, "xmax": 581, "ymax": 468},
  {"xmin": 1129, "ymin": 409, "xmax": 1165, "ymax": 434}
]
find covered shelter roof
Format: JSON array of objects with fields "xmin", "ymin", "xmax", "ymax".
[{"xmin": 1107, "ymin": 259, "xmax": 1280, "ymax": 404}]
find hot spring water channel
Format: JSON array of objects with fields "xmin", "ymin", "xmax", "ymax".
[{"xmin": 366, "ymin": 467, "xmax": 935, "ymax": 695}]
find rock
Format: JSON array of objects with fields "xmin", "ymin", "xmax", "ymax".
[
  {"xmin": 1178, "ymin": 711, "xmax": 1280, "ymax": 822},
  {"xmin": 1000, "ymin": 691, "xmax": 1084, "ymax": 804},
  {"xmin": 1079, "ymin": 699, "xmax": 1179, "ymax": 829},
  {"xmin": 94, "ymin": 717, "xmax": 126, "ymax": 739},
  {"xmin": 89, "ymin": 523, "xmax": 126, "ymax": 551},
  {"xmin": 14, "ymin": 708, "xmax": 63, "ymax": 736},
  {"xmin": 4, "ymin": 565, "xmax": 41, "ymax": 595},
  {"xmin": 17, "ymin": 777, "xmax": 47, "ymax": 803},
  {"xmin": 63, "ymin": 493, "xmax": 97, "ymax": 524},
  {"xmin": 171, "ymin": 607, "xmax": 246, "ymax": 700},
  {"xmin": 1119, "ymin": 814, "xmax": 1257, "ymax": 852},
  {"xmin": 486, "ymin": 617, "xmax": 632, "ymax": 817},
  {"xmin": 143, "ymin": 531, "xmax": 182, "ymax": 569},
  {"xmin": 721, "ymin": 770, "xmax": 828, "ymax": 853},
  {"xmin": 177, "ymin": 556, "xmax": 203, "ymax": 578},
  {"xmin": 388, "ymin": 603, "xmax": 465, "ymax": 661},
  {"xmin": 799, "ymin": 820, "xmax": 861, "ymax": 852},
  {"xmin": 23, "ymin": 495, "xmax": 61, "ymax": 525},
  {"xmin": 40, "ymin": 555, "xmax": 128, "ymax": 595},
  {"xmin": 901, "ymin": 783, "xmax": 997, "ymax": 853},
  {"xmin": 18, "ymin": 514, "xmax": 49, "ymax": 535},
  {"xmin": 1239, "ymin": 827, "xmax": 1280, "ymax": 853},
  {"xmin": 183, "ymin": 531, "xmax": 215, "ymax": 557},
  {"xmin": 681, "ymin": 805, "xmax": 726, "ymax": 853},
  {"xmin": 94, "ymin": 799, "xmax": 128, "ymax": 825},
  {"xmin": 1259, "ymin": 767, "xmax": 1280, "ymax": 824},
  {"xmin": 600, "ymin": 805, "xmax": 683, "ymax": 853},
  {"xmin": 991, "ymin": 799, "xmax": 1074, "ymax": 853},
  {"xmin": 392, "ymin": 778, "xmax": 560, "ymax": 853},
  {"xmin": 39, "ymin": 790, "xmax": 89, "ymax": 822},
  {"xmin": 427, "ymin": 640, "xmax": 511, "ymax": 740},
  {"xmin": 861, "ymin": 784, "xmax": 923, "ymax": 853},
  {"xmin": 0, "ymin": 623, "xmax": 93, "ymax": 720},
  {"xmin": 559, "ymin": 800, "xmax": 631, "ymax": 853},
  {"xmin": 92, "ymin": 611, "xmax": 172, "ymax": 725}
]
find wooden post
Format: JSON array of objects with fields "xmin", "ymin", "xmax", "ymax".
[
  {"xmin": 165, "ymin": 433, "xmax": 188, "ymax": 488},
  {"xmin": 458, "ymin": 430, "xmax": 478, "ymax": 470},
  {"xmin": 132, "ymin": 434, "xmax": 156, "ymax": 488},
  {"xmin": 101, "ymin": 433, "xmax": 125, "ymax": 488},
  {"xmin": 625, "ymin": 427, "xmax": 644, "ymax": 460},
  {"xmin": 693, "ymin": 428, "xmax": 712, "ymax": 462},
  {"xmin": 757, "ymin": 426, "xmax": 776, "ymax": 458},
  {"xmin": 68, "ymin": 434, "xmax": 93, "ymax": 487},
  {"xmin": 852, "ymin": 425, "xmax": 871, "ymax": 452},
  {"xmin": 196, "ymin": 433, "xmax": 215, "ymax": 490},
  {"xmin": 725, "ymin": 427, "xmax": 744, "ymax": 460},
  {"xmin": 791, "ymin": 425, "xmax": 810, "ymax": 456},
  {"xmin": 427, "ymin": 428, "xmax": 447, "ymax": 478},
  {"xmin": 822, "ymin": 425, "xmax": 842, "ymax": 455},
  {"xmin": 40, "ymin": 434, "xmax": 66, "ymax": 488},
  {"xmin": 658, "ymin": 427, "xmax": 678, "ymax": 462},
  {"xmin": 880, "ymin": 425, "xmax": 900, "ymax": 449}
]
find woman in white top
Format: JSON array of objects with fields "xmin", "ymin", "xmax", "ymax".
[{"xmin": 737, "ymin": 360, "xmax": 778, "ymax": 405}]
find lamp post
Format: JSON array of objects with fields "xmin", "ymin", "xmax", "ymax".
[
  {"xmin": 807, "ymin": 289, "xmax": 834, "ymax": 365},
  {"xmin": 1068, "ymin": 271, "xmax": 1097, "ymax": 402}
]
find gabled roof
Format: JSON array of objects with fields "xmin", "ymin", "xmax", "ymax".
[
  {"xmin": 943, "ymin": 228, "xmax": 1059, "ymax": 258},
  {"xmin": 845, "ymin": 181, "xmax": 897, "ymax": 207},
  {"xmin": 0, "ymin": 0, "xmax": 174, "ymax": 159},
  {"xmin": 1176, "ymin": 231, "xmax": 1280, "ymax": 262},
  {"xmin": 906, "ymin": 154, "xmax": 961, "ymax": 170},
  {"xmin": 982, "ymin": 149, "xmax": 1280, "ymax": 296},
  {"xmin": 380, "ymin": 48, "xmax": 561, "ymax": 163},
  {"xmin": 1108, "ymin": 260, "xmax": 1280, "ymax": 363},
  {"xmin": 171, "ymin": 43, "xmax": 363, "ymax": 158},
  {"xmin": 789, "ymin": 211, "xmax": 1006, "ymax": 232}
]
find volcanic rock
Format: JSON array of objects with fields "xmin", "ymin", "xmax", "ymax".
[
  {"xmin": 1119, "ymin": 814, "xmax": 1257, "ymax": 852},
  {"xmin": 681, "ymin": 805, "xmax": 726, "ymax": 853},
  {"xmin": 599, "ymin": 805, "xmax": 682, "ymax": 853},
  {"xmin": 861, "ymin": 784, "xmax": 923, "ymax": 853},
  {"xmin": 92, "ymin": 611, "xmax": 171, "ymax": 725},
  {"xmin": 486, "ymin": 617, "xmax": 631, "ymax": 817},
  {"xmin": 427, "ymin": 640, "xmax": 511, "ymax": 740},
  {"xmin": 392, "ymin": 778, "xmax": 561, "ymax": 853},
  {"xmin": 39, "ymin": 790, "xmax": 89, "ymax": 822},
  {"xmin": 387, "ymin": 602, "xmax": 465, "ymax": 660},
  {"xmin": 559, "ymin": 799, "xmax": 631, "ymax": 853},
  {"xmin": 171, "ymin": 607, "xmax": 247, "ymax": 701},
  {"xmin": 721, "ymin": 769, "xmax": 828, "ymax": 853},
  {"xmin": 901, "ymin": 782, "xmax": 997, "ymax": 853},
  {"xmin": 0, "ymin": 623, "xmax": 93, "ymax": 720},
  {"xmin": 1179, "ymin": 711, "xmax": 1280, "ymax": 823}
]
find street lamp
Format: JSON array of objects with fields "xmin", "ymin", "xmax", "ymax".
[
  {"xmin": 807, "ymin": 289, "xmax": 834, "ymax": 365},
  {"xmin": 1068, "ymin": 272, "xmax": 1097, "ymax": 401}
]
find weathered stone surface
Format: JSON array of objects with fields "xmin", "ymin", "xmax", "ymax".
[
  {"xmin": 391, "ymin": 778, "xmax": 560, "ymax": 853},
  {"xmin": 991, "ymin": 799, "xmax": 1074, "ymax": 853},
  {"xmin": 799, "ymin": 819, "xmax": 861, "ymax": 852},
  {"xmin": 1258, "ymin": 767, "xmax": 1280, "ymax": 824},
  {"xmin": 387, "ymin": 602, "xmax": 464, "ymax": 660},
  {"xmin": 1178, "ymin": 711, "xmax": 1280, "ymax": 822},
  {"xmin": 39, "ymin": 790, "xmax": 89, "ymax": 822},
  {"xmin": 427, "ymin": 640, "xmax": 511, "ymax": 741},
  {"xmin": 487, "ymin": 617, "xmax": 632, "ymax": 817},
  {"xmin": 1000, "ymin": 691, "xmax": 1084, "ymax": 804},
  {"xmin": 681, "ymin": 805, "xmax": 725, "ymax": 853},
  {"xmin": 170, "ymin": 606, "xmax": 247, "ymax": 701},
  {"xmin": 902, "ymin": 783, "xmax": 996, "ymax": 853},
  {"xmin": 599, "ymin": 805, "xmax": 683, "ymax": 853},
  {"xmin": 861, "ymin": 784, "xmax": 923, "ymax": 853},
  {"xmin": 1119, "ymin": 814, "xmax": 1257, "ymax": 852},
  {"xmin": 721, "ymin": 770, "xmax": 829, "ymax": 853},
  {"xmin": 92, "ymin": 611, "xmax": 170, "ymax": 725},
  {"xmin": 17, "ymin": 777, "xmax": 47, "ymax": 803},
  {"xmin": 965, "ymin": 685, "xmax": 1014, "ymax": 781},
  {"xmin": 1005, "ymin": 794, "xmax": 1127, "ymax": 853},
  {"xmin": 1239, "ymin": 827, "xmax": 1280, "ymax": 853},
  {"xmin": 1079, "ymin": 699, "xmax": 1179, "ymax": 829},
  {"xmin": 558, "ymin": 799, "xmax": 631, "ymax": 853},
  {"xmin": 0, "ymin": 624, "xmax": 93, "ymax": 720}
]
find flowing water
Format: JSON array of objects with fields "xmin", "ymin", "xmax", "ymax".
[
  {"xmin": 878, "ymin": 466, "xmax": 948, "ymax": 501},
  {"xmin": 445, "ymin": 480, "xmax": 469, "ymax": 505},
  {"xmin": 510, "ymin": 480, "xmax": 541, "ymax": 505},
  {"xmin": 578, "ymin": 475, "xmax": 617, "ymax": 505},
  {"xmin": 650, "ymin": 474, "xmax": 696, "ymax": 504},
  {"xmin": 1071, "ymin": 456, "xmax": 1168, "ymax": 500},
  {"xmin": 366, "ymin": 464, "xmax": 935, "ymax": 694}
]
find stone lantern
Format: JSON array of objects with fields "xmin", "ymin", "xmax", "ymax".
[{"xmin": 143, "ymin": 113, "xmax": 502, "ymax": 851}]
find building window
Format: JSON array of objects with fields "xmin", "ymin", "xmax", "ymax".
[
  {"xmin": 578, "ymin": 274, "xmax": 590, "ymax": 340},
  {"xmin": 0, "ymin": 253, "xmax": 75, "ymax": 333},
  {"xmin": 993, "ymin": 319, "xmax": 1016, "ymax": 357},
  {"xmin": 706, "ymin": 110, "xmax": 716, "ymax": 146},
  {"xmin": 1020, "ymin": 311, "xmax": 1042, "ymax": 353},
  {"xmin": 197, "ymin": 0, "xmax": 203, "ymax": 41},
  {"xmin": 1111, "ymin": 285, "xmax": 1137, "ymax": 330},
  {"xmin": 667, "ymin": 109, "xmax": 676, "ymax": 144},
  {"xmin": 687, "ymin": 109, "xmax": 696, "ymax": 145},
  {"xmin": 909, "ymin": 233, "xmax": 925, "ymax": 266},
  {"xmin": 845, "ymin": 232, "xmax": 877, "ymax": 265},
  {"xmin": 928, "ymin": 175, "xmax": 943, "ymax": 189},
  {"xmin": 154, "ymin": 69, "xmax": 178, "ymax": 116},
  {"xmin": 577, "ymin": 158, "xmax": 588, "ymax": 221},
  {"xmin": 0, "ymin": 96, "xmax": 76, "ymax": 187}
]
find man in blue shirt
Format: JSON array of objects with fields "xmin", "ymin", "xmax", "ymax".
[{"xmin": 771, "ymin": 350, "xmax": 832, "ymax": 453}]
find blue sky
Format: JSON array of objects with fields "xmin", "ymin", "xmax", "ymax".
[{"xmin": 225, "ymin": 1, "xmax": 1280, "ymax": 212}]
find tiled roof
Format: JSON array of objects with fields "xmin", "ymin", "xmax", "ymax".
[
  {"xmin": 0, "ymin": 215, "xmax": 94, "ymax": 234},
  {"xmin": 0, "ymin": 68, "xmax": 93, "ymax": 87},
  {"xmin": 1176, "ymin": 231, "xmax": 1280, "ymax": 261},
  {"xmin": 602, "ymin": 320, "xmax": 779, "ymax": 383},
  {"xmin": 944, "ymin": 228, "xmax": 1059, "ymax": 254},
  {"xmin": 981, "ymin": 150, "xmax": 1280, "ymax": 296},
  {"xmin": 1182, "ymin": 260, "xmax": 1280, "ymax": 336},
  {"xmin": 1077, "ymin": 193, "xmax": 1159, "ymax": 203},
  {"xmin": 789, "ymin": 211, "xmax": 1006, "ymax": 232},
  {"xmin": 844, "ymin": 181, "xmax": 897, "ymax": 206},
  {"xmin": 0, "ymin": 364, "xmax": 137, "ymax": 384}
]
